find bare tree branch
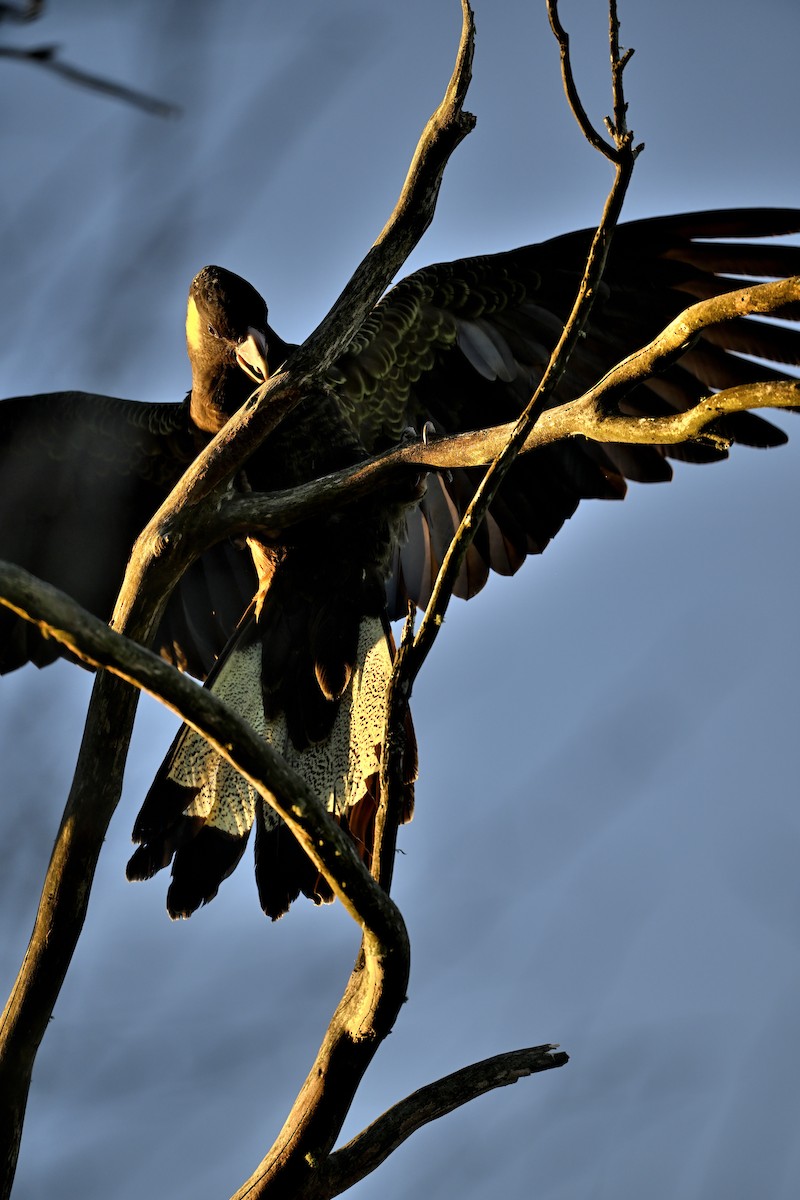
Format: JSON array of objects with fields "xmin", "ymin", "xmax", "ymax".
[
  {"xmin": 324, "ymin": 1046, "xmax": 569, "ymax": 1196},
  {"xmin": 377, "ymin": 0, "xmax": 641, "ymax": 845},
  {"xmin": 0, "ymin": 529, "xmax": 549, "ymax": 1200},
  {"xmin": 408, "ymin": 0, "xmax": 638, "ymax": 654},
  {"xmin": 1, "ymin": 0, "xmax": 796, "ymax": 1196},
  {"xmin": 606, "ymin": 0, "xmax": 637, "ymax": 147},
  {"xmin": 117, "ymin": 0, "xmax": 475, "ymax": 534},
  {"xmin": 209, "ymin": 276, "xmax": 800, "ymax": 546},
  {"xmin": 0, "ymin": 44, "xmax": 179, "ymax": 115},
  {"xmin": 0, "ymin": 563, "xmax": 403, "ymax": 942},
  {"xmin": 226, "ymin": 16, "xmax": 480, "ymax": 1198},
  {"xmin": 1, "ymin": 0, "xmax": 176, "ymax": 115},
  {"xmin": 0, "ymin": 6, "xmax": 477, "ymax": 1197},
  {"xmin": 548, "ymin": 0, "xmax": 642, "ymax": 161}
]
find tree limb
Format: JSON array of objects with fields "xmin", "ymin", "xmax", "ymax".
[
  {"xmin": 2, "ymin": 1, "xmax": 796, "ymax": 1196},
  {"xmin": 112, "ymin": 0, "xmax": 475, "ymax": 534},
  {"xmin": 206, "ymin": 276, "xmax": 800, "ymax": 546},
  {"xmin": 0, "ymin": 5, "xmax": 477, "ymax": 1197},
  {"xmin": 0, "ymin": 563, "xmax": 404, "ymax": 941},
  {"xmin": 229, "ymin": 13, "xmax": 478, "ymax": 1199},
  {"xmin": 1, "ymin": 0, "xmax": 176, "ymax": 118},
  {"xmin": 0, "ymin": 44, "xmax": 179, "ymax": 116},
  {"xmin": 408, "ymin": 0, "xmax": 639, "ymax": 660},
  {"xmin": 376, "ymin": 0, "xmax": 640, "ymax": 845},
  {"xmin": 0, "ymin": 563, "xmax": 413, "ymax": 1196},
  {"xmin": 324, "ymin": 1046, "xmax": 569, "ymax": 1196}
]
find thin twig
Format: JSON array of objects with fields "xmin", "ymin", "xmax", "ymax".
[
  {"xmin": 383, "ymin": 0, "xmax": 640, "ymax": 731},
  {"xmin": 547, "ymin": 0, "xmax": 611, "ymax": 156},
  {"xmin": 606, "ymin": 0, "xmax": 635, "ymax": 145},
  {"xmin": 0, "ymin": 45, "xmax": 179, "ymax": 116}
]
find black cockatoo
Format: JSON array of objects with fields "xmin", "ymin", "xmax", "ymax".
[{"xmin": 1, "ymin": 209, "xmax": 798, "ymax": 917}]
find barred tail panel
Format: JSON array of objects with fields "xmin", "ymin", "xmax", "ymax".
[{"xmin": 127, "ymin": 615, "xmax": 416, "ymax": 919}]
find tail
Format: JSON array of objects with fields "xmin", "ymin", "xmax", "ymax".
[{"xmin": 126, "ymin": 563, "xmax": 416, "ymax": 919}]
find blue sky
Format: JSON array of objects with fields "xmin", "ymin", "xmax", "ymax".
[{"xmin": 2, "ymin": 2, "xmax": 800, "ymax": 1198}]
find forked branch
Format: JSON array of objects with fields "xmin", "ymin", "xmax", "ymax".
[
  {"xmin": 0, "ymin": 5, "xmax": 478, "ymax": 1198},
  {"xmin": 1, "ymin": 1, "xmax": 796, "ymax": 1198},
  {"xmin": 0, "ymin": 563, "xmax": 404, "ymax": 944},
  {"xmin": 213, "ymin": 276, "xmax": 800, "ymax": 543},
  {"xmin": 380, "ymin": 0, "xmax": 641, "ymax": 821},
  {"xmin": 324, "ymin": 1045, "xmax": 569, "ymax": 1195}
]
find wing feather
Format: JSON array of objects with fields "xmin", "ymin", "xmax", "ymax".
[
  {"xmin": 0, "ymin": 391, "xmax": 254, "ymax": 675},
  {"xmin": 327, "ymin": 208, "xmax": 800, "ymax": 609}
]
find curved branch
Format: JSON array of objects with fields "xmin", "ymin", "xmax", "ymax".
[
  {"xmin": 325, "ymin": 1045, "xmax": 568, "ymax": 1195},
  {"xmin": 578, "ymin": 276, "xmax": 800, "ymax": 410},
  {"xmin": 0, "ymin": 7, "xmax": 477, "ymax": 1197},
  {"xmin": 230, "ymin": 15, "xmax": 478, "ymax": 1200},
  {"xmin": 548, "ymin": 0, "xmax": 641, "ymax": 162},
  {"xmin": 0, "ymin": 562, "xmax": 403, "ymax": 943},
  {"xmin": 548, "ymin": 0, "xmax": 613, "ymax": 157},
  {"xmin": 2, "ymin": 2, "xmax": 794, "ymax": 1195},
  {"xmin": 208, "ymin": 276, "xmax": 800, "ymax": 546},
  {"xmin": 216, "ymin": 372, "xmax": 800, "ymax": 538},
  {"xmin": 114, "ymin": 1, "xmax": 476, "ymax": 542},
  {"xmin": 0, "ymin": 564, "xmax": 410, "ymax": 1200},
  {"xmin": 108, "ymin": 0, "xmax": 479, "ymax": 645},
  {"xmin": 407, "ymin": 5, "xmax": 639, "ymax": 672}
]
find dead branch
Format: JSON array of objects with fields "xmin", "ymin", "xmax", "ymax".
[
  {"xmin": 548, "ymin": 0, "xmax": 642, "ymax": 163},
  {"xmin": 379, "ymin": 0, "xmax": 643, "ymax": 837},
  {"xmin": 376, "ymin": 149, "xmax": 645, "ymax": 907},
  {"xmin": 0, "ymin": 624, "xmax": 568, "ymax": 1196},
  {"xmin": 0, "ymin": 563, "xmax": 403, "ymax": 942},
  {"xmin": 110, "ymin": 4, "xmax": 475, "ymax": 542},
  {"xmin": 0, "ymin": 5, "xmax": 476, "ymax": 1197},
  {"xmin": 229, "ymin": 15, "xmax": 480, "ymax": 1197},
  {"xmin": 324, "ymin": 1046, "xmax": 569, "ymax": 1196},
  {"xmin": 210, "ymin": 276, "xmax": 800, "ymax": 544},
  {"xmin": 1, "ymin": 1, "xmax": 795, "ymax": 1196},
  {"xmin": 0, "ymin": 44, "xmax": 179, "ymax": 116},
  {"xmin": 405, "ymin": 0, "xmax": 638, "ymax": 666},
  {"xmin": 1, "ymin": 0, "xmax": 176, "ymax": 117}
]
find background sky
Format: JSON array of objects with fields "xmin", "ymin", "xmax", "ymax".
[{"xmin": 2, "ymin": 1, "xmax": 800, "ymax": 1198}]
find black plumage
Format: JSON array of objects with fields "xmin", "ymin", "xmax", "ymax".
[{"xmin": 2, "ymin": 208, "xmax": 799, "ymax": 917}]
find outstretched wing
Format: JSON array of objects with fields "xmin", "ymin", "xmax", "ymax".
[
  {"xmin": 0, "ymin": 391, "xmax": 255, "ymax": 675},
  {"xmin": 4, "ymin": 210, "xmax": 797, "ymax": 672},
  {"xmin": 328, "ymin": 208, "xmax": 800, "ymax": 611}
]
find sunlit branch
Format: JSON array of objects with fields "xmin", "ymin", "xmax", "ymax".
[
  {"xmin": 230, "ymin": 11, "xmax": 478, "ymax": 1199},
  {"xmin": 0, "ymin": 5, "xmax": 477, "ymax": 1197},
  {"xmin": 211, "ymin": 276, "xmax": 800, "ymax": 544},
  {"xmin": 0, "ymin": 563, "xmax": 403, "ymax": 945},
  {"xmin": 325, "ymin": 1046, "xmax": 569, "ymax": 1195}
]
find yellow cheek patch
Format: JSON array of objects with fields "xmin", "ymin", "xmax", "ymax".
[{"xmin": 185, "ymin": 296, "xmax": 204, "ymax": 353}]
